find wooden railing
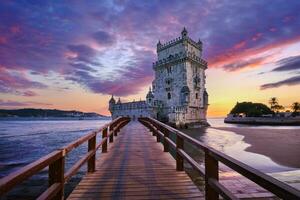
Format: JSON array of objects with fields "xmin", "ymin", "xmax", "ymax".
[
  {"xmin": 0, "ymin": 117, "xmax": 130, "ymax": 200},
  {"xmin": 139, "ymin": 117, "xmax": 300, "ymax": 200}
]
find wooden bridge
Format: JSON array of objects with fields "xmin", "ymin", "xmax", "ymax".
[{"xmin": 1, "ymin": 117, "xmax": 300, "ymax": 200}]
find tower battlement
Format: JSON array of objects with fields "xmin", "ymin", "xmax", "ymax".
[{"xmin": 157, "ymin": 36, "xmax": 202, "ymax": 52}]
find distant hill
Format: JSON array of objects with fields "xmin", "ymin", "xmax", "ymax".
[{"xmin": 0, "ymin": 108, "xmax": 110, "ymax": 118}]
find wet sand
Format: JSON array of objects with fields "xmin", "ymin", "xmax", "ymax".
[{"xmin": 213, "ymin": 127, "xmax": 300, "ymax": 168}]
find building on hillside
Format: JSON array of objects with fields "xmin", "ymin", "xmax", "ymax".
[{"xmin": 109, "ymin": 28, "xmax": 209, "ymax": 127}]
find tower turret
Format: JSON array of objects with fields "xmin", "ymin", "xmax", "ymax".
[
  {"xmin": 109, "ymin": 95, "xmax": 116, "ymax": 110},
  {"xmin": 198, "ymin": 39, "xmax": 203, "ymax": 51},
  {"xmin": 146, "ymin": 87, "xmax": 154, "ymax": 105},
  {"xmin": 157, "ymin": 40, "xmax": 162, "ymax": 51},
  {"xmin": 181, "ymin": 27, "xmax": 188, "ymax": 38}
]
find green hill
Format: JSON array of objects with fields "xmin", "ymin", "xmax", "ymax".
[{"xmin": 0, "ymin": 108, "xmax": 109, "ymax": 118}]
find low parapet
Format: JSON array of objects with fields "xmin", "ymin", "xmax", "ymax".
[{"xmin": 157, "ymin": 36, "xmax": 202, "ymax": 52}]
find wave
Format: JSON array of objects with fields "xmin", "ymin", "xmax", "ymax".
[{"xmin": 0, "ymin": 128, "xmax": 94, "ymax": 139}]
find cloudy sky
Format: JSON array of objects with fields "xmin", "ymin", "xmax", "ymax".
[{"xmin": 0, "ymin": 0, "xmax": 300, "ymax": 116}]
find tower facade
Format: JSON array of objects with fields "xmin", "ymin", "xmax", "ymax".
[
  {"xmin": 152, "ymin": 28, "xmax": 208, "ymax": 127},
  {"xmin": 109, "ymin": 28, "xmax": 208, "ymax": 127}
]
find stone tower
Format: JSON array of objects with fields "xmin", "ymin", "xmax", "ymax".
[{"xmin": 152, "ymin": 27, "xmax": 208, "ymax": 127}]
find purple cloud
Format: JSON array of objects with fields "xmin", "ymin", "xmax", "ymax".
[
  {"xmin": 67, "ymin": 48, "xmax": 155, "ymax": 96},
  {"xmin": 260, "ymin": 75, "xmax": 300, "ymax": 90},
  {"xmin": 22, "ymin": 90, "xmax": 38, "ymax": 97},
  {"xmin": 0, "ymin": 99, "xmax": 52, "ymax": 107},
  {"xmin": 0, "ymin": 0, "xmax": 300, "ymax": 97},
  {"xmin": 0, "ymin": 68, "xmax": 47, "ymax": 96},
  {"xmin": 221, "ymin": 56, "xmax": 267, "ymax": 72},
  {"xmin": 271, "ymin": 55, "xmax": 300, "ymax": 72},
  {"xmin": 92, "ymin": 31, "xmax": 115, "ymax": 46}
]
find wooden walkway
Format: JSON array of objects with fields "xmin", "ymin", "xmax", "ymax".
[{"xmin": 67, "ymin": 121, "xmax": 204, "ymax": 200}]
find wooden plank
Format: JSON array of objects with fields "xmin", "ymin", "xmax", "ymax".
[
  {"xmin": 67, "ymin": 121, "xmax": 203, "ymax": 200},
  {"xmin": 76, "ymin": 184, "xmax": 198, "ymax": 189}
]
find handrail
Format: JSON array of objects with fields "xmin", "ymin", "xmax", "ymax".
[
  {"xmin": 139, "ymin": 117, "xmax": 300, "ymax": 200},
  {"xmin": 0, "ymin": 116, "xmax": 130, "ymax": 199},
  {"xmin": 0, "ymin": 150, "xmax": 62, "ymax": 195}
]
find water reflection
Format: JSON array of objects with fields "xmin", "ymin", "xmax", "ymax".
[{"xmin": 180, "ymin": 126, "xmax": 296, "ymax": 173}]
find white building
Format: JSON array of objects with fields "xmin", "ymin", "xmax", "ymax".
[{"xmin": 109, "ymin": 28, "xmax": 209, "ymax": 127}]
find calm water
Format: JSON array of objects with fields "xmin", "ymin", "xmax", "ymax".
[
  {"xmin": 0, "ymin": 118, "xmax": 299, "ymax": 199},
  {"xmin": 0, "ymin": 119, "xmax": 110, "ymax": 199}
]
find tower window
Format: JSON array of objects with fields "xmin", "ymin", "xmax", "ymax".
[
  {"xmin": 167, "ymin": 66, "xmax": 172, "ymax": 74},
  {"xmin": 167, "ymin": 93, "xmax": 171, "ymax": 99},
  {"xmin": 196, "ymin": 93, "xmax": 198, "ymax": 99}
]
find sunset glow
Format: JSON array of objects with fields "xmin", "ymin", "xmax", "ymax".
[{"xmin": 0, "ymin": 1, "xmax": 300, "ymax": 117}]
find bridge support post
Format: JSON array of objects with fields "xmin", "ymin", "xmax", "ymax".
[
  {"xmin": 49, "ymin": 151, "xmax": 65, "ymax": 200},
  {"xmin": 113, "ymin": 123, "xmax": 118, "ymax": 136},
  {"xmin": 162, "ymin": 127, "xmax": 169, "ymax": 152},
  {"xmin": 205, "ymin": 151, "xmax": 219, "ymax": 200},
  {"xmin": 156, "ymin": 129, "xmax": 160, "ymax": 142},
  {"xmin": 176, "ymin": 135, "xmax": 184, "ymax": 171},
  {"xmin": 102, "ymin": 127, "xmax": 108, "ymax": 153},
  {"xmin": 88, "ymin": 134, "xmax": 96, "ymax": 173},
  {"xmin": 109, "ymin": 126, "xmax": 114, "ymax": 143}
]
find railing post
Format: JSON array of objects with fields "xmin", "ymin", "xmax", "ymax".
[
  {"xmin": 162, "ymin": 127, "xmax": 169, "ymax": 152},
  {"xmin": 88, "ymin": 133, "xmax": 96, "ymax": 173},
  {"xmin": 149, "ymin": 122, "xmax": 156, "ymax": 136},
  {"xmin": 109, "ymin": 126, "xmax": 114, "ymax": 143},
  {"xmin": 102, "ymin": 127, "xmax": 108, "ymax": 153},
  {"xmin": 155, "ymin": 124, "xmax": 160, "ymax": 142},
  {"xmin": 205, "ymin": 150, "xmax": 219, "ymax": 200},
  {"xmin": 113, "ymin": 122, "xmax": 118, "ymax": 136},
  {"xmin": 153, "ymin": 123, "xmax": 160, "ymax": 142},
  {"xmin": 176, "ymin": 135, "xmax": 184, "ymax": 171},
  {"xmin": 152, "ymin": 128, "xmax": 156, "ymax": 136},
  {"xmin": 49, "ymin": 151, "xmax": 65, "ymax": 200}
]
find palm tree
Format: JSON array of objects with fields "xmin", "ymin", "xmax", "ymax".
[
  {"xmin": 292, "ymin": 102, "xmax": 300, "ymax": 116},
  {"xmin": 269, "ymin": 97, "xmax": 278, "ymax": 112},
  {"xmin": 269, "ymin": 97, "xmax": 285, "ymax": 113}
]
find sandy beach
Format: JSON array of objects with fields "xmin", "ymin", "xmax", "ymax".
[{"xmin": 213, "ymin": 127, "xmax": 300, "ymax": 168}]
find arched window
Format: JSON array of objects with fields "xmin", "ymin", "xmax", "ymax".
[
  {"xmin": 180, "ymin": 86, "xmax": 190, "ymax": 104},
  {"xmin": 167, "ymin": 92, "xmax": 171, "ymax": 99},
  {"xmin": 196, "ymin": 93, "xmax": 198, "ymax": 99}
]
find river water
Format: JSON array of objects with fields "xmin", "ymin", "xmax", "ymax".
[{"xmin": 0, "ymin": 118, "xmax": 299, "ymax": 199}]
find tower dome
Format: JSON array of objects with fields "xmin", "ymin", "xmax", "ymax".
[{"xmin": 146, "ymin": 87, "xmax": 154, "ymax": 105}]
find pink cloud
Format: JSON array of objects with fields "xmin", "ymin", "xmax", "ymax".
[
  {"xmin": 22, "ymin": 90, "xmax": 37, "ymax": 97},
  {"xmin": 0, "ymin": 99, "xmax": 52, "ymax": 107}
]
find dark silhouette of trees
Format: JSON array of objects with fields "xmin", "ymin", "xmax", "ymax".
[
  {"xmin": 292, "ymin": 102, "xmax": 300, "ymax": 116},
  {"xmin": 268, "ymin": 97, "xmax": 284, "ymax": 113},
  {"xmin": 230, "ymin": 102, "xmax": 273, "ymax": 117}
]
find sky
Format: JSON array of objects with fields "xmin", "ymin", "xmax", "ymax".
[{"xmin": 0, "ymin": 0, "xmax": 300, "ymax": 117}]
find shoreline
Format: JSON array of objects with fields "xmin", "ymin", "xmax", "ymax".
[
  {"xmin": 0, "ymin": 117, "xmax": 110, "ymax": 121},
  {"xmin": 213, "ymin": 127, "xmax": 300, "ymax": 168}
]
